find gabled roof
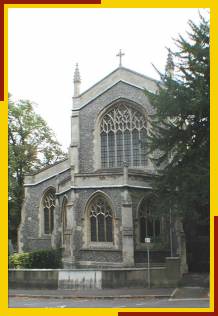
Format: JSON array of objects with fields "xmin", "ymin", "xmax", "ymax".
[{"xmin": 73, "ymin": 66, "xmax": 159, "ymax": 110}]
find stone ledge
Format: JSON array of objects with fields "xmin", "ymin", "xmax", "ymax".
[{"xmin": 80, "ymin": 248, "xmax": 121, "ymax": 252}]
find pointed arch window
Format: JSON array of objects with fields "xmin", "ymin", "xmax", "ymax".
[
  {"xmin": 43, "ymin": 190, "xmax": 55, "ymax": 234},
  {"xmin": 139, "ymin": 197, "xmax": 161, "ymax": 242},
  {"xmin": 88, "ymin": 195, "xmax": 113, "ymax": 242},
  {"xmin": 100, "ymin": 103, "xmax": 147, "ymax": 168}
]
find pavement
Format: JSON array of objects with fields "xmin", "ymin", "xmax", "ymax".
[
  {"xmin": 9, "ymin": 286, "xmax": 209, "ymax": 300},
  {"xmin": 9, "ymin": 274, "xmax": 210, "ymax": 303},
  {"xmin": 9, "ymin": 296, "xmax": 210, "ymax": 308},
  {"xmin": 9, "ymin": 287, "xmax": 175, "ymax": 299}
]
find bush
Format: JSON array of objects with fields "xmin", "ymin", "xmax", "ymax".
[
  {"xmin": 9, "ymin": 249, "xmax": 62, "ymax": 269},
  {"xmin": 30, "ymin": 249, "xmax": 62, "ymax": 268},
  {"xmin": 9, "ymin": 252, "xmax": 32, "ymax": 268}
]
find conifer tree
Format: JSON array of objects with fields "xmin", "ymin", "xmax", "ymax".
[{"xmin": 146, "ymin": 14, "xmax": 209, "ymax": 221}]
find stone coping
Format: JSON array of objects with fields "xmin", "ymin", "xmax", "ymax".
[
  {"xmin": 9, "ymin": 267, "xmax": 166, "ymax": 272},
  {"xmin": 76, "ymin": 168, "xmax": 155, "ymax": 177}
]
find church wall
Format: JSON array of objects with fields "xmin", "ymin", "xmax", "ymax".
[
  {"xmin": 76, "ymin": 67, "xmax": 158, "ymax": 109},
  {"xmin": 71, "ymin": 188, "xmax": 123, "ymax": 266},
  {"xmin": 70, "ymin": 187, "xmax": 171, "ymax": 267},
  {"xmin": 19, "ymin": 178, "xmax": 56, "ymax": 252},
  {"xmin": 78, "ymin": 250, "xmax": 122, "ymax": 266},
  {"xmin": 79, "ymin": 81, "xmax": 153, "ymax": 173},
  {"xmin": 19, "ymin": 169, "xmax": 71, "ymax": 253}
]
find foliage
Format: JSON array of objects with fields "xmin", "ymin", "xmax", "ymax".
[
  {"xmin": 145, "ymin": 14, "xmax": 209, "ymax": 219},
  {"xmin": 9, "ymin": 249, "xmax": 62, "ymax": 269},
  {"xmin": 8, "ymin": 96, "xmax": 67, "ymax": 244},
  {"xmin": 9, "ymin": 252, "xmax": 32, "ymax": 269}
]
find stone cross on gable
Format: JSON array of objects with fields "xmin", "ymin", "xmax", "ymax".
[{"xmin": 116, "ymin": 49, "xmax": 125, "ymax": 67}]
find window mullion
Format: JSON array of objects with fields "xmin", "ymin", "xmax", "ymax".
[
  {"xmin": 139, "ymin": 129, "xmax": 142, "ymax": 166},
  {"xmin": 104, "ymin": 215, "xmax": 106, "ymax": 241},
  {"xmin": 130, "ymin": 110, "xmax": 133, "ymax": 167},
  {"xmin": 114, "ymin": 131, "xmax": 117, "ymax": 167},
  {"xmin": 122, "ymin": 129, "xmax": 125, "ymax": 164},
  {"xmin": 96, "ymin": 216, "xmax": 98, "ymax": 241},
  {"xmin": 48, "ymin": 207, "xmax": 51, "ymax": 234},
  {"xmin": 106, "ymin": 132, "xmax": 109, "ymax": 168}
]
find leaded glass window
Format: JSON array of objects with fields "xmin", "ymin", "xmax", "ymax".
[
  {"xmin": 89, "ymin": 195, "xmax": 113, "ymax": 242},
  {"xmin": 43, "ymin": 190, "xmax": 55, "ymax": 234},
  {"xmin": 100, "ymin": 104, "xmax": 147, "ymax": 168},
  {"xmin": 139, "ymin": 198, "xmax": 160, "ymax": 242}
]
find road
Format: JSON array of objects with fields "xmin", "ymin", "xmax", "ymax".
[{"xmin": 9, "ymin": 297, "xmax": 209, "ymax": 308}]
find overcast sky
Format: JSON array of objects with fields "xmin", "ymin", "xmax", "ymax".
[{"xmin": 8, "ymin": 8, "xmax": 207, "ymax": 150}]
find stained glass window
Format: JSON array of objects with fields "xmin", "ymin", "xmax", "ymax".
[{"xmin": 100, "ymin": 104, "xmax": 147, "ymax": 168}]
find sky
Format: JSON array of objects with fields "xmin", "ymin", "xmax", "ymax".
[{"xmin": 8, "ymin": 8, "xmax": 207, "ymax": 150}]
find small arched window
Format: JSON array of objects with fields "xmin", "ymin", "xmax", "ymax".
[
  {"xmin": 139, "ymin": 197, "xmax": 160, "ymax": 243},
  {"xmin": 88, "ymin": 195, "xmax": 113, "ymax": 242},
  {"xmin": 43, "ymin": 190, "xmax": 55, "ymax": 234},
  {"xmin": 100, "ymin": 103, "xmax": 147, "ymax": 168}
]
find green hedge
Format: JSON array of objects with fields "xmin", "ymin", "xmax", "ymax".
[{"xmin": 9, "ymin": 249, "xmax": 62, "ymax": 269}]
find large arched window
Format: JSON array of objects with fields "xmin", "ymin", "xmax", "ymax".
[
  {"xmin": 43, "ymin": 190, "xmax": 55, "ymax": 234},
  {"xmin": 88, "ymin": 195, "xmax": 113, "ymax": 242},
  {"xmin": 100, "ymin": 103, "xmax": 147, "ymax": 168},
  {"xmin": 139, "ymin": 197, "xmax": 160, "ymax": 243}
]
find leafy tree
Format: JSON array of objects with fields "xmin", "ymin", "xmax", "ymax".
[
  {"xmin": 145, "ymin": 14, "xmax": 209, "ymax": 221},
  {"xmin": 9, "ymin": 96, "xmax": 67, "ymax": 245}
]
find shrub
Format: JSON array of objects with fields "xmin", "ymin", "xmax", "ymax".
[
  {"xmin": 9, "ymin": 252, "xmax": 32, "ymax": 269},
  {"xmin": 30, "ymin": 249, "xmax": 62, "ymax": 269},
  {"xmin": 9, "ymin": 249, "xmax": 62, "ymax": 269}
]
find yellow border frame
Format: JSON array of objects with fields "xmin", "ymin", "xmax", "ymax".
[{"xmin": 1, "ymin": 1, "xmax": 216, "ymax": 315}]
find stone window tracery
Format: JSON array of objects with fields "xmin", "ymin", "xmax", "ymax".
[
  {"xmin": 43, "ymin": 190, "xmax": 55, "ymax": 234},
  {"xmin": 100, "ymin": 104, "xmax": 147, "ymax": 168},
  {"xmin": 89, "ymin": 195, "xmax": 113, "ymax": 242},
  {"xmin": 139, "ymin": 198, "xmax": 160, "ymax": 242}
]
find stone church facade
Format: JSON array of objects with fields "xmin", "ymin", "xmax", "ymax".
[{"xmin": 18, "ymin": 62, "xmax": 187, "ymax": 270}]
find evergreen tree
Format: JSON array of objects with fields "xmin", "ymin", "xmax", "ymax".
[
  {"xmin": 9, "ymin": 96, "xmax": 67, "ymax": 245},
  {"xmin": 145, "ymin": 14, "xmax": 209, "ymax": 221}
]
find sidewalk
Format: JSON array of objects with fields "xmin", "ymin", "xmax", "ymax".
[
  {"xmin": 9, "ymin": 274, "xmax": 209, "ymax": 300},
  {"xmin": 9, "ymin": 287, "xmax": 175, "ymax": 300}
]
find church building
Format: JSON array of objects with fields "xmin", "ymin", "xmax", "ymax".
[{"xmin": 18, "ymin": 52, "xmax": 187, "ymax": 271}]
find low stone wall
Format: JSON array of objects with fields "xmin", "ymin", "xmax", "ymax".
[
  {"xmin": 101, "ymin": 268, "xmax": 167, "ymax": 288},
  {"xmin": 9, "ymin": 257, "xmax": 181, "ymax": 289},
  {"xmin": 58, "ymin": 270, "xmax": 102, "ymax": 289},
  {"xmin": 9, "ymin": 269, "xmax": 59, "ymax": 289}
]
